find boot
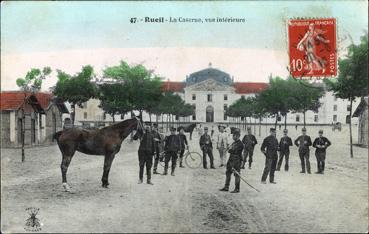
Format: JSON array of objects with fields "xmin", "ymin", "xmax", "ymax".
[
  {"xmin": 179, "ymin": 162, "xmax": 185, "ymax": 168},
  {"xmin": 230, "ymin": 189, "xmax": 240, "ymax": 193},
  {"xmin": 162, "ymin": 168, "xmax": 168, "ymax": 175},
  {"xmin": 153, "ymin": 169, "xmax": 160, "ymax": 175},
  {"xmin": 219, "ymin": 187, "xmax": 229, "ymax": 192},
  {"xmin": 171, "ymin": 168, "xmax": 175, "ymax": 176},
  {"xmin": 147, "ymin": 179, "xmax": 154, "ymax": 185},
  {"xmin": 138, "ymin": 179, "xmax": 143, "ymax": 184}
]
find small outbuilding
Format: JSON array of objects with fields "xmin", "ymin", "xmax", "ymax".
[{"xmin": 352, "ymin": 97, "xmax": 368, "ymax": 147}]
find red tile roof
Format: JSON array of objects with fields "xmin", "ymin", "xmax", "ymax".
[
  {"xmin": 161, "ymin": 81, "xmax": 185, "ymax": 92},
  {"xmin": 0, "ymin": 91, "xmax": 53, "ymax": 111},
  {"xmin": 233, "ymin": 82, "xmax": 268, "ymax": 94}
]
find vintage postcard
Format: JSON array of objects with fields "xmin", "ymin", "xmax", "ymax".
[{"xmin": 1, "ymin": 1, "xmax": 368, "ymax": 233}]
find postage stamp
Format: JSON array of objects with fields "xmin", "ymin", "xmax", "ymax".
[{"xmin": 288, "ymin": 18, "xmax": 337, "ymax": 78}]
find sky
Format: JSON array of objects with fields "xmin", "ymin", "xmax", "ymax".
[{"xmin": 1, "ymin": 1, "xmax": 367, "ymax": 91}]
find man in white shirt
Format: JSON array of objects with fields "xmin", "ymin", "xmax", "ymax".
[{"xmin": 217, "ymin": 125, "xmax": 229, "ymax": 167}]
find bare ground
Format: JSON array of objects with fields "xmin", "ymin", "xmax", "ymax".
[{"xmin": 1, "ymin": 125, "xmax": 368, "ymax": 233}]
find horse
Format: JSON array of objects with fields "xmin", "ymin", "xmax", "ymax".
[
  {"xmin": 54, "ymin": 117, "xmax": 144, "ymax": 191},
  {"xmin": 178, "ymin": 123, "xmax": 197, "ymax": 140}
]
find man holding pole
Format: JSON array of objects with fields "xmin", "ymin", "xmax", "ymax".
[{"xmin": 220, "ymin": 129, "xmax": 244, "ymax": 193}]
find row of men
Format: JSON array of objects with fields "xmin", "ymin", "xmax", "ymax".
[
  {"xmin": 137, "ymin": 123, "xmax": 189, "ymax": 185},
  {"xmin": 219, "ymin": 127, "xmax": 331, "ymax": 193}
]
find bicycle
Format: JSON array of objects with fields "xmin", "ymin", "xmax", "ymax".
[{"xmin": 158, "ymin": 148, "xmax": 202, "ymax": 169}]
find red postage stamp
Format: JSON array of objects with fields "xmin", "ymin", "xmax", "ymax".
[{"xmin": 288, "ymin": 18, "xmax": 337, "ymax": 78}]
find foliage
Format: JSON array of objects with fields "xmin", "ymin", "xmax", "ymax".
[{"xmin": 16, "ymin": 67, "xmax": 52, "ymax": 92}]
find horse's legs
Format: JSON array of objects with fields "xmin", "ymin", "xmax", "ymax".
[
  {"xmin": 59, "ymin": 142, "xmax": 76, "ymax": 192},
  {"xmin": 101, "ymin": 153, "xmax": 116, "ymax": 188},
  {"xmin": 190, "ymin": 131, "xmax": 192, "ymax": 141}
]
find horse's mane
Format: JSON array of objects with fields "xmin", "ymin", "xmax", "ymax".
[{"xmin": 101, "ymin": 118, "xmax": 136, "ymax": 130}]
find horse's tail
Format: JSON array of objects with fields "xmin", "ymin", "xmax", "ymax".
[{"xmin": 54, "ymin": 131, "xmax": 63, "ymax": 143}]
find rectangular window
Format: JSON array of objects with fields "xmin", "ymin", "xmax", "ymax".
[
  {"xmin": 333, "ymin": 105, "xmax": 337, "ymax": 111},
  {"xmin": 224, "ymin": 94, "xmax": 228, "ymax": 101},
  {"xmin": 192, "ymin": 94, "xmax": 196, "ymax": 101},
  {"xmin": 192, "ymin": 114, "xmax": 196, "ymax": 120},
  {"xmin": 175, "ymin": 115, "xmax": 179, "ymax": 121},
  {"xmin": 84, "ymin": 112, "xmax": 87, "ymax": 119},
  {"xmin": 296, "ymin": 115, "xmax": 300, "ymax": 122},
  {"xmin": 82, "ymin": 102, "xmax": 87, "ymax": 109},
  {"xmin": 103, "ymin": 113, "xmax": 106, "ymax": 120},
  {"xmin": 224, "ymin": 113, "xmax": 227, "ymax": 121},
  {"xmin": 347, "ymin": 105, "xmax": 351, "ymax": 111},
  {"xmin": 224, "ymin": 104, "xmax": 227, "ymax": 110},
  {"xmin": 314, "ymin": 115, "xmax": 318, "ymax": 122},
  {"xmin": 207, "ymin": 94, "xmax": 212, "ymax": 102},
  {"xmin": 333, "ymin": 115, "xmax": 337, "ymax": 122}
]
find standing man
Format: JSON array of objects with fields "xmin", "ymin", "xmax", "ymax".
[
  {"xmin": 138, "ymin": 122, "xmax": 155, "ymax": 185},
  {"xmin": 260, "ymin": 128, "xmax": 279, "ymax": 184},
  {"xmin": 295, "ymin": 127, "xmax": 313, "ymax": 174},
  {"xmin": 277, "ymin": 129, "xmax": 293, "ymax": 171},
  {"xmin": 163, "ymin": 127, "xmax": 180, "ymax": 176},
  {"xmin": 241, "ymin": 127, "xmax": 258, "ymax": 169},
  {"xmin": 200, "ymin": 127, "xmax": 215, "ymax": 169},
  {"xmin": 178, "ymin": 127, "xmax": 188, "ymax": 168},
  {"xmin": 152, "ymin": 123, "xmax": 163, "ymax": 175},
  {"xmin": 217, "ymin": 125, "xmax": 229, "ymax": 167},
  {"xmin": 220, "ymin": 129, "xmax": 244, "ymax": 193},
  {"xmin": 313, "ymin": 130, "xmax": 331, "ymax": 174}
]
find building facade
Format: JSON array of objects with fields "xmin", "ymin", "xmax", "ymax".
[
  {"xmin": 352, "ymin": 97, "xmax": 368, "ymax": 147},
  {"xmin": 0, "ymin": 91, "xmax": 69, "ymax": 147},
  {"xmin": 74, "ymin": 66, "xmax": 359, "ymax": 126}
]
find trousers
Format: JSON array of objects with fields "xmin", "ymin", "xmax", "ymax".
[
  {"xmin": 277, "ymin": 151, "xmax": 290, "ymax": 171},
  {"xmin": 138, "ymin": 150, "xmax": 153, "ymax": 181},
  {"xmin": 261, "ymin": 155, "xmax": 277, "ymax": 182},
  {"xmin": 299, "ymin": 151, "xmax": 311, "ymax": 173},
  {"xmin": 202, "ymin": 147, "xmax": 214, "ymax": 168}
]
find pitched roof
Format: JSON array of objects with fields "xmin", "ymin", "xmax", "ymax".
[
  {"xmin": 233, "ymin": 82, "xmax": 268, "ymax": 94},
  {"xmin": 0, "ymin": 91, "xmax": 69, "ymax": 113},
  {"xmin": 353, "ymin": 97, "xmax": 368, "ymax": 117},
  {"xmin": 161, "ymin": 81, "xmax": 185, "ymax": 92}
]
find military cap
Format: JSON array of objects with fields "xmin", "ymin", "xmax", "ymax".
[
  {"xmin": 170, "ymin": 127, "xmax": 176, "ymax": 131},
  {"xmin": 177, "ymin": 126, "xmax": 184, "ymax": 131},
  {"xmin": 218, "ymin": 125, "xmax": 225, "ymax": 129},
  {"xmin": 283, "ymin": 129, "xmax": 288, "ymax": 133},
  {"xmin": 153, "ymin": 123, "xmax": 158, "ymax": 127},
  {"xmin": 204, "ymin": 127, "xmax": 208, "ymax": 130},
  {"xmin": 270, "ymin": 128, "xmax": 276, "ymax": 132},
  {"xmin": 318, "ymin": 129, "xmax": 323, "ymax": 133},
  {"xmin": 247, "ymin": 126, "xmax": 252, "ymax": 130},
  {"xmin": 302, "ymin": 127, "xmax": 307, "ymax": 131},
  {"xmin": 144, "ymin": 121, "xmax": 152, "ymax": 125}
]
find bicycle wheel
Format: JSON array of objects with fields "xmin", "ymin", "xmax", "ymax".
[{"xmin": 184, "ymin": 151, "xmax": 202, "ymax": 169}]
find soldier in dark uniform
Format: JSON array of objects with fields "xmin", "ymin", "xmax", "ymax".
[
  {"xmin": 152, "ymin": 123, "xmax": 163, "ymax": 175},
  {"xmin": 200, "ymin": 127, "xmax": 215, "ymax": 169},
  {"xmin": 313, "ymin": 130, "xmax": 331, "ymax": 174},
  {"xmin": 178, "ymin": 127, "xmax": 188, "ymax": 168},
  {"xmin": 220, "ymin": 129, "xmax": 244, "ymax": 193},
  {"xmin": 138, "ymin": 123, "xmax": 155, "ymax": 185},
  {"xmin": 241, "ymin": 127, "xmax": 257, "ymax": 169},
  {"xmin": 163, "ymin": 127, "xmax": 180, "ymax": 176},
  {"xmin": 276, "ymin": 129, "xmax": 293, "ymax": 171},
  {"xmin": 261, "ymin": 128, "xmax": 279, "ymax": 184},
  {"xmin": 294, "ymin": 127, "xmax": 313, "ymax": 174}
]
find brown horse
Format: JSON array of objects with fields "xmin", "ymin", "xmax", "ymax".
[{"xmin": 54, "ymin": 117, "xmax": 144, "ymax": 191}]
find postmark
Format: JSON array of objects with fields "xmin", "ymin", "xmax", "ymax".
[
  {"xmin": 24, "ymin": 207, "xmax": 42, "ymax": 232},
  {"xmin": 288, "ymin": 18, "xmax": 337, "ymax": 78}
]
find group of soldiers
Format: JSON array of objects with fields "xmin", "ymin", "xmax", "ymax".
[
  {"xmin": 136, "ymin": 121, "xmax": 331, "ymax": 194},
  {"xmin": 137, "ymin": 123, "xmax": 188, "ymax": 185}
]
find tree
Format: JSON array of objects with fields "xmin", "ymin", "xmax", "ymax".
[
  {"xmin": 324, "ymin": 33, "xmax": 368, "ymax": 158},
  {"xmin": 53, "ymin": 65, "xmax": 98, "ymax": 124},
  {"xmin": 103, "ymin": 61, "xmax": 163, "ymax": 120},
  {"xmin": 16, "ymin": 67, "xmax": 52, "ymax": 162}
]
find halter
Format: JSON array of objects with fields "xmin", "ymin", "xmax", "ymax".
[{"xmin": 134, "ymin": 116, "xmax": 144, "ymax": 133}]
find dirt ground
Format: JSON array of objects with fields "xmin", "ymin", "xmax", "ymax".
[{"xmin": 1, "ymin": 125, "xmax": 368, "ymax": 233}]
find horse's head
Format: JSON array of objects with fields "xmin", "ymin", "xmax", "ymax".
[{"xmin": 132, "ymin": 116, "xmax": 144, "ymax": 140}]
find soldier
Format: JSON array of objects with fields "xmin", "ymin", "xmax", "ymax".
[
  {"xmin": 217, "ymin": 125, "xmax": 229, "ymax": 167},
  {"xmin": 138, "ymin": 122, "xmax": 155, "ymax": 185},
  {"xmin": 313, "ymin": 130, "xmax": 331, "ymax": 174},
  {"xmin": 152, "ymin": 123, "xmax": 163, "ymax": 175},
  {"xmin": 276, "ymin": 129, "xmax": 293, "ymax": 171},
  {"xmin": 294, "ymin": 127, "xmax": 313, "ymax": 174},
  {"xmin": 219, "ymin": 129, "xmax": 244, "ymax": 193},
  {"xmin": 200, "ymin": 127, "xmax": 215, "ymax": 169},
  {"xmin": 260, "ymin": 128, "xmax": 279, "ymax": 184},
  {"xmin": 163, "ymin": 127, "xmax": 180, "ymax": 176},
  {"xmin": 178, "ymin": 127, "xmax": 188, "ymax": 168},
  {"xmin": 241, "ymin": 127, "xmax": 258, "ymax": 169}
]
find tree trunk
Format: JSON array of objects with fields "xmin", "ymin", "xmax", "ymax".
[
  {"xmin": 274, "ymin": 113, "xmax": 278, "ymax": 129},
  {"xmin": 112, "ymin": 115, "xmax": 115, "ymax": 123},
  {"xmin": 258, "ymin": 117, "xmax": 261, "ymax": 137},
  {"xmin": 303, "ymin": 111, "xmax": 306, "ymax": 128},
  {"xmin": 254, "ymin": 117, "xmax": 256, "ymax": 134},
  {"xmin": 149, "ymin": 113, "xmax": 152, "ymax": 123},
  {"xmin": 284, "ymin": 113, "xmax": 287, "ymax": 129},
  {"xmin": 71, "ymin": 103, "xmax": 76, "ymax": 125},
  {"xmin": 349, "ymin": 98, "xmax": 354, "ymax": 158}
]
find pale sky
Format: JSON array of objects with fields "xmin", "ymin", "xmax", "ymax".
[{"xmin": 1, "ymin": 1, "xmax": 367, "ymax": 91}]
